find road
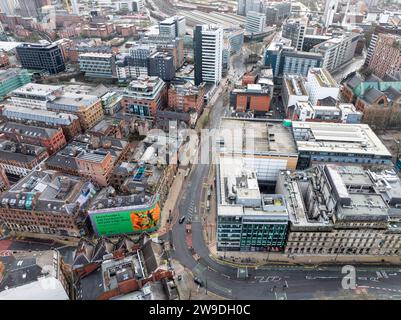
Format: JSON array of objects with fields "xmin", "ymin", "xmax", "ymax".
[{"xmin": 163, "ymin": 49, "xmax": 401, "ymax": 300}]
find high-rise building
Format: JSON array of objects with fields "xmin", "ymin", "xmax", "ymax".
[
  {"xmin": 194, "ymin": 25, "xmax": 223, "ymax": 86},
  {"xmin": 237, "ymin": 0, "xmax": 261, "ymax": 16},
  {"xmin": 306, "ymin": 68, "xmax": 339, "ymax": 105},
  {"xmin": 312, "ymin": 33, "xmax": 359, "ymax": 72},
  {"xmin": 148, "ymin": 51, "xmax": 175, "ymax": 82},
  {"xmin": 0, "ymin": 0, "xmax": 18, "ymax": 15},
  {"xmin": 282, "ymin": 18, "xmax": 308, "ymax": 51},
  {"xmin": 16, "ymin": 42, "xmax": 66, "ymax": 75},
  {"xmin": 116, "ymin": 0, "xmax": 143, "ymax": 12},
  {"xmin": 17, "ymin": 0, "xmax": 44, "ymax": 19},
  {"xmin": 159, "ymin": 16, "xmax": 186, "ymax": 38},
  {"xmin": 322, "ymin": 0, "xmax": 338, "ymax": 28},
  {"xmin": 245, "ymin": 11, "xmax": 266, "ymax": 34}
]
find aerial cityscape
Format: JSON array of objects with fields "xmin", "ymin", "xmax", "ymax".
[{"xmin": 1, "ymin": 0, "xmax": 401, "ymax": 306}]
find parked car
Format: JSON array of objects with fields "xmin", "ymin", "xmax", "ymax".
[
  {"xmin": 193, "ymin": 277, "xmax": 204, "ymax": 287},
  {"xmin": 179, "ymin": 216, "xmax": 186, "ymax": 224}
]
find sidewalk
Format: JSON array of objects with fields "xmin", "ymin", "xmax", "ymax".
[{"xmin": 158, "ymin": 168, "xmax": 187, "ymax": 237}]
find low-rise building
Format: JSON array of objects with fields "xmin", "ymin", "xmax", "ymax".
[
  {"xmin": 79, "ymin": 52, "xmax": 117, "ymax": 80},
  {"xmin": 230, "ymin": 83, "xmax": 272, "ymax": 113},
  {"xmin": 0, "ymin": 139, "xmax": 48, "ymax": 177},
  {"xmin": 167, "ymin": 80, "xmax": 206, "ymax": 113},
  {"xmin": 0, "ymin": 170, "xmax": 97, "ymax": 237},
  {"xmin": 0, "ymin": 121, "xmax": 66, "ymax": 155},
  {"xmin": 148, "ymin": 51, "xmax": 175, "ymax": 82},
  {"xmin": 10, "ymin": 83, "xmax": 63, "ymax": 109},
  {"xmin": 292, "ymin": 121, "xmax": 393, "ymax": 169},
  {"xmin": 2, "ymin": 105, "xmax": 82, "ymax": 140},
  {"xmin": 276, "ymin": 165, "xmax": 401, "ymax": 256}
]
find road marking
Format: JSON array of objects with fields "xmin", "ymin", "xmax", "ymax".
[
  {"xmin": 376, "ymin": 271, "xmax": 382, "ymax": 278},
  {"xmin": 382, "ymin": 271, "xmax": 389, "ymax": 279},
  {"xmin": 207, "ymin": 266, "xmax": 217, "ymax": 273},
  {"xmin": 222, "ymin": 274, "xmax": 230, "ymax": 279}
]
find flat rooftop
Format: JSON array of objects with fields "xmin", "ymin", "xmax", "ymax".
[
  {"xmin": 12, "ymin": 83, "xmax": 62, "ymax": 96},
  {"xmin": 284, "ymin": 74, "xmax": 308, "ymax": 96},
  {"xmin": 292, "ymin": 122, "xmax": 392, "ymax": 156},
  {"xmin": 219, "ymin": 118, "xmax": 298, "ymax": 156}
]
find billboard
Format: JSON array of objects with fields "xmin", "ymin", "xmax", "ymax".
[{"xmin": 89, "ymin": 196, "xmax": 161, "ymax": 236}]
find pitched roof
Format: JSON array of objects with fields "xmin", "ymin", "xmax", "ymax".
[
  {"xmin": 346, "ymin": 74, "xmax": 363, "ymax": 90},
  {"xmin": 383, "ymin": 86, "xmax": 401, "ymax": 102},
  {"xmin": 362, "ymin": 87, "xmax": 386, "ymax": 104}
]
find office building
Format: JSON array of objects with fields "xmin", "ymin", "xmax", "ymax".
[
  {"xmin": 322, "ymin": 0, "xmax": 338, "ymax": 28},
  {"xmin": 219, "ymin": 118, "xmax": 298, "ymax": 184},
  {"xmin": 46, "ymin": 134, "xmax": 130, "ymax": 187},
  {"xmin": 245, "ymin": 11, "xmax": 266, "ymax": 34},
  {"xmin": 0, "ymin": 170, "xmax": 97, "ymax": 237},
  {"xmin": 16, "ymin": 42, "xmax": 66, "ymax": 75},
  {"xmin": 292, "ymin": 101, "xmax": 362, "ymax": 123},
  {"xmin": 282, "ymin": 18, "xmax": 308, "ymax": 51},
  {"xmin": 312, "ymin": 33, "xmax": 359, "ymax": 73},
  {"xmin": 0, "ymin": 68, "xmax": 31, "ymax": 101},
  {"xmin": 159, "ymin": 16, "xmax": 186, "ymax": 38},
  {"xmin": 121, "ymin": 76, "xmax": 167, "ymax": 118},
  {"xmin": 263, "ymin": 2, "xmax": 291, "ymax": 26},
  {"xmin": 0, "ymin": 139, "xmax": 48, "ymax": 177},
  {"xmin": 116, "ymin": 0, "xmax": 143, "ymax": 12},
  {"xmin": 0, "ymin": 0, "xmax": 17, "ymax": 15},
  {"xmin": 79, "ymin": 53, "xmax": 116, "ymax": 80},
  {"xmin": 306, "ymin": 68, "xmax": 339, "ymax": 105},
  {"xmin": 282, "ymin": 74, "xmax": 309, "ymax": 116},
  {"xmin": 17, "ymin": 0, "xmax": 44, "ymax": 19},
  {"xmin": 265, "ymin": 38, "xmax": 323, "ymax": 78},
  {"xmin": 237, "ymin": 0, "xmax": 261, "ymax": 16},
  {"xmin": 217, "ymin": 157, "xmax": 289, "ymax": 252},
  {"xmin": 302, "ymin": 35, "xmax": 332, "ymax": 52},
  {"xmin": 194, "ymin": 25, "xmax": 224, "ymax": 86},
  {"xmin": 277, "ymin": 165, "xmax": 401, "ymax": 256},
  {"xmin": 292, "ymin": 121, "xmax": 393, "ymax": 169},
  {"xmin": 230, "ymin": 84, "xmax": 272, "ymax": 113},
  {"xmin": 168, "ymin": 80, "xmax": 206, "ymax": 113},
  {"xmin": 0, "ymin": 121, "xmax": 67, "ymax": 155},
  {"xmin": 148, "ymin": 52, "xmax": 175, "ymax": 82},
  {"xmin": 2, "ymin": 105, "xmax": 82, "ymax": 140},
  {"xmin": 48, "ymin": 91, "xmax": 104, "ymax": 131},
  {"xmin": 10, "ymin": 83, "xmax": 63, "ymax": 109}
]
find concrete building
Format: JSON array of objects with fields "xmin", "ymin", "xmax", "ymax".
[
  {"xmin": 368, "ymin": 34, "xmax": 401, "ymax": 79},
  {"xmin": 48, "ymin": 91, "xmax": 104, "ymax": 131},
  {"xmin": 217, "ymin": 157, "xmax": 289, "ymax": 252},
  {"xmin": 219, "ymin": 118, "xmax": 298, "ymax": 184},
  {"xmin": 302, "ymin": 35, "xmax": 332, "ymax": 52},
  {"xmin": 0, "ymin": 170, "xmax": 96, "ymax": 237},
  {"xmin": 159, "ymin": 16, "xmax": 186, "ymax": 38},
  {"xmin": 10, "ymin": 83, "xmax": 63, "ymax": 110},
  {"xmin": 0, "ymin": 139, "xmax": 48, "ymax": 177},
  {"xmin": 79, "ymin": 53, "xmax": 116, "ymax": 80},
  {"xmin": 245, "ymin": 11, "xmax": 266, "ymax": 34},
  {"xmin": 16, "ymin": 42, "xmax": 66, "ymax": 75},
  {"xmin": 322, "ymin": 0, "xmax": 338, "ymax": 28},
  {"xmin": 292, "ymin": 121, "xmax": 393, "ymax": 169},
  {"xmin": 121, "ymin": 76, "xmax": 167, "ymax": 119},
  {"xmin": 312, "ymin": 33, "xmax": 359, "ymax": 73},
  {"xmin": 2, "ymin": 105, "xmax": 81, "ymax": 140},
  {"xmin": 265, "ymin": 38, "xmax": 323, "ymax": 78},
  {"xmin": 0, "ymin": 121, "xmax": 66, "ymax": 155},
  {"xmin": 277, "ymin": 165, "xmax": 401, "ymax": 256},
  {"xmin": 306, "ymin": 68, "xmax": 340, "ymax": 105},
  {"xmin": 148, "ymin": 52, "xmax": 175, "ymax": 82},
  {"xmin": 116, "ymin": 0, "xmax": 143, "ymax": 12},
  {"xmin": 263, "ymin": 2, "xmax": 291, "ymax": 26},
  {"xmin": 282, "ymin": 18, "xmax": 308, "ymax": 51},
  {"xmin": 282, "ymin": 74, "xmax": 309, "ymax": 116},
  {"xmin": 194, "ymin": 25, "xmax": 224, "ymax": 86},
  {"xmin": 0, "ymin": 0, "xmax": 18, "ymax": 15},
  {"xmin": 230, "ymin": 83, "xmax": 272, "ymax": 113},
  {"xmin": 0, "ymin": 68, "xmax": 31, "ymax": 101},
  {"xmin": 292, "ymin": 101, "xmax": 362, "ymax": 123},
  {"xmin": 237, "ymin": 0, "xmax": 261, "ymax": 16}
]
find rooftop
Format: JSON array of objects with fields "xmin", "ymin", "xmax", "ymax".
[
  {"xmin": 0, "ymin": 170, "xmax": 96, "ymax": 215},
  {"xmin": 0, "ymin": 121, "xmax": 61, "ymax": 139},
  {"xmin": 11, "ymin": 83, "xmax": 62, "ymax": 97},
  {"xmin": 292, "ymin": 122, "xmax": 392, "ymax": 156},
  {"xmin": 308, "ymin": 68, "xmax": 338, "ymax": 88},
  {"xmin": 284, "ymin": 74, "xmax": 308, "ymax": 96},
  {"xmin": 219, "ymin": 118, "xmax": 297, "ymax": 156}
]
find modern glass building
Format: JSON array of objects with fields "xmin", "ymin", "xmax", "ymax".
[{"xmin": 0, "ymin": 68, "xmax": 31, "ymax": 101}]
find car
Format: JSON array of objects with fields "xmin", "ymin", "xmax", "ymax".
[
  {"xmin": 179, "ymin": 216, "xmax": 186, "ymax": 224},
  {"xmin": 193, "ymin": 277, "xmax": 204, "ymax": 287}
]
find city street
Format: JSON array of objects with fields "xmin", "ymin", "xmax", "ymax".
[{"xmin": 162, "ymin": 49, "xmax": 401, "ymax": 300}]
